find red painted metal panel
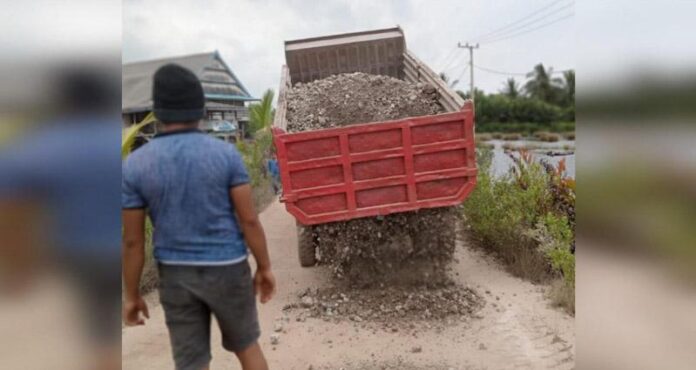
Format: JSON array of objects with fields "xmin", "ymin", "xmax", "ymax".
[{"xmin": 272, "ymin": 102, "xmax": 476, "ymax": 225}]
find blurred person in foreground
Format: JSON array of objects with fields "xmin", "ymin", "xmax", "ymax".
[
  {"xmin": 0, "ymin": 65, "xmax": 121, "ymax": 369},
  {"xmin": 122, "ymin": 64, "xmax": 276, "ymax": 370}
]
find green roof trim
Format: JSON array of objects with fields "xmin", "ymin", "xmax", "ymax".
[{"xmin": 205, "ymin": 93, "xmax": 260, "ymax": 101}]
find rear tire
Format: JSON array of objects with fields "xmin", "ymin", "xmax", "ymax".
[{"xmin": 297, "ymin": 224, "xmax": 317, "ymax": 267}]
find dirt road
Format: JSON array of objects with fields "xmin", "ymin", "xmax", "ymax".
[{"xmin": 122, "ymin": 200, "xmax": 574, "ymax": 369}]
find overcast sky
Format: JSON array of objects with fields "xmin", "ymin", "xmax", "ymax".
[
  {"xmin": 123, "ymin": 0, "xmax": 578, "ymax": 98},
  {"xmin": 2, "ymin": 0, "xmax": 694, "ymax": 99},
  {"xmin": 122, "ymin": 0, "xmax": 696, "ymax": 98}
]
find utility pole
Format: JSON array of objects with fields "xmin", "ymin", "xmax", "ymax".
[{"xmin": 457, "ymin": 42, "xmax": 479, "ymax": 102}]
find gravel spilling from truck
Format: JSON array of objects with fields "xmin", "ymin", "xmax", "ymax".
[
  {"xmin": 286, "ymin": 72, "xmax": 460, "ymax": 286},
  {"xmin": 314, "ymin": 207, "xmax": 459, "ymax": 285}
]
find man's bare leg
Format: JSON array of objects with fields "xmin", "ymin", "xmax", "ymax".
[{"xmin": 235, "ymin": 342, "xmax": 269, "ymax": 370}]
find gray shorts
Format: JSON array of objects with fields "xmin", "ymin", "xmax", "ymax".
[{"xmin": 158, "ymin": 261, "xmax": 260, "ymax": 370}]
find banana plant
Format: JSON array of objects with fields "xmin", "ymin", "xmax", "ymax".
[{"xmin": 122, "ymin": 112, "xmax": 156, "ymax": 159}]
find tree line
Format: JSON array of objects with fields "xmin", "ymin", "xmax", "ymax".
[{"xmin": 443, "ymin": 64, "xmax": 575, "ymax": 131}]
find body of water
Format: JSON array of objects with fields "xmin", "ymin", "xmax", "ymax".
[{"xmin": 487, "ymin": 139, "xmax": 576, "ymax": 178}]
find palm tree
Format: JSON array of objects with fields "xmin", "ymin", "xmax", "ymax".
[
  {"xmin": 439, "ymin": 72, "xmax": 460, "ymax": 88},
  {"xmin": 524, "ymin": 63, "xmax": 563, "ymax": 104},
  {"xmin": 241, "ymin": 89, "xmax": 276, "ymax": 183},
  {"xmin": 500, "ymin": 78, "xmax": 520, "ymax": 99},
  {"xmin": 122, "ymin": 112, "xmax": 156, "ymax": 159},
  {"xmin": 248, "ymin": 89, "xmax": 275, "ymax": 135},
  {"xmin": 562, "ymin": 70, "xmax": 575, "ymax": 106}
]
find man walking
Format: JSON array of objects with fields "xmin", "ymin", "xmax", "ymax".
[{"xmin": 122, "ymin": 64, "xmax": 275, "ymax": 370}]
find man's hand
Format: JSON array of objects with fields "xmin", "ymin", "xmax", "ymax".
[
  {"xmin": 123, "ymin": 296, "xmax": 149, "ymax": 326},
  {"xmin": 231, "ymin": 184, "xmax": 275, "ymax": 304},
  {"xmin": 254, "ymin": 268, "xmax": 276, "ymax": 303}
]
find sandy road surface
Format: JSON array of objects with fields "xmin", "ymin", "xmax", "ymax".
[{"xmin": 122, "ymin": 200, "xmax": 574, "ymax": 369}]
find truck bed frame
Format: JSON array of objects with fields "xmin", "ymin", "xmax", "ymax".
[{"xmin": 272, "ymin": 27, "xmax": 476, "ymax": 225}]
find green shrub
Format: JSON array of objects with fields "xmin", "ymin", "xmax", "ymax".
[
  {"xmin": 139, "ymin": 219, "xmax": 158, "ymax": 294},
  {"xmin": 476, "ymin": 95, "xmax": 563, "ymax": 125},
  {"xmin": 237, "ymin": 130, "xmax": 275, "ymax": 210},
  {"xmin": 562, "ymin": 105, "xmax": 575, "ymax": 121},
  {"xmin": 531, "ymin": 213, "xmax": 575, "ymax": 284},
  {"xmin": 464, "ymin": 146, "xmax": 575, "ymax": 311},
  {"xmin": 476, "ymin": 121, "xmax": 574, "ymax": 135},
  {"xmin": 464, "ymin": 151, "xmax": 554, "ymax": 280},
  {"xmin": 525, "ymin": 212, "xmax": 575, "ymax": 313}
]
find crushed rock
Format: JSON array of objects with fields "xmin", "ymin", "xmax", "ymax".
[
  {"xmin": 286, "ymin": 72, "xmax": 441, "ymax": 133},
  {"xmin": 314, "ymin": 207, "xmax": 460, "ymax": 286},
  {"xmin": 285, "ymin": 282, "xmax": 482, "ymax": 332}
]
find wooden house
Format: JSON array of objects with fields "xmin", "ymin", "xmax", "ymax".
[{"xmin": 122, "ymin": 51, "xmax": 257, "ymax": 142}]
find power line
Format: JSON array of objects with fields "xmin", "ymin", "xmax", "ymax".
[
  {"xmin": 482, "ymin": 13, "xmax": 574, "ymax": 44},
  {"xmin": 441, "ymin": 55, "xmax": 468, "ymax": 79},
  {"xmin": 439, "ymin": 48, "xmax": 464, "ymax": 73},
  {"xmin": 474, "ymin": 65, "xmax": 527, "ymax": 76},
  {"xmin": 433, "ymin": 46, "xmax": 458, "ymax": 72},
  {"xmin": 449, "ymin": 64, "xmax": 469, "ymax": 88},
  {"xmin": 478, "ymin": 2, "xmax": 575, "ymax": 43},
  {"xmin": 470, "ymin": 0, "xmax": 569, "ymax": 41},
  {"xmin": 475, "ymin": 64, "xmax": 573, "ymax": 77}
]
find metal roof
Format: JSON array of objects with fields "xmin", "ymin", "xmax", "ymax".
[{"xmin": 122, "ymin": 51, "xmax": 256, "ymax": 113}]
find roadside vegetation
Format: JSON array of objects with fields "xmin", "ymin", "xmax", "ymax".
[
  {"xmin": 237, "ymin": 89, "xmax": 276, "ymax": 211},
  {"xmin": 448, "ymin": 64, "xmax": 575, "ymax": 136},
  {"xmin": 462, "ymin": 144, "xmax": 576, "ymax": 314}
]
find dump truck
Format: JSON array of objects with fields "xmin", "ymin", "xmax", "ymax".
[{"xmin": 271, "ymin": 27, "xmax": 477, "ymax": 266}]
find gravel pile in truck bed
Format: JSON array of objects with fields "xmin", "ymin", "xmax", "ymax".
[
  {"xmin": 285, "ymin": 72, "xmax": 459, "ymax": 286},
  {"xmin": 286, "ymin": 72, "xmax": 441, "ymax": 132}
]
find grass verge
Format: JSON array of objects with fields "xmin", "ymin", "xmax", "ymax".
[{"xmin": 462, "ymin": 144, "xmax": 575, "ymax": 314}]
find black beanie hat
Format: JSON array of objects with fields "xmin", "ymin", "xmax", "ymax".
[{"xmin": 152, "ymin": 63, "xmax": 205, "ymax": 123}]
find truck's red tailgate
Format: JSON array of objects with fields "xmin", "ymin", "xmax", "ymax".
[{"xmin": 272, "ymin": 102, "xmax": 476, "ymax": 225}]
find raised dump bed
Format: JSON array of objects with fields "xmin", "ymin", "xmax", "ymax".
[{"xmin": 272, "ymin": 27, "xmax": 476, "ymax": 226}]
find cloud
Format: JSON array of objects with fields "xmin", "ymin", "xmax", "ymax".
[{"xmin": 123, "ymin": 0, "xmax": 576, "ymax": 96}]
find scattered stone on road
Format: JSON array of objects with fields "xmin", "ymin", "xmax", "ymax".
[{"xmin": 286, "ymin": 282, "xmax": 482, "ymax": 332}]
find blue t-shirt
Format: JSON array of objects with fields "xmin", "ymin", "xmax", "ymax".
[{"xmin": 122, "ymin": 129, "xmax": 250, "ymax": 265}]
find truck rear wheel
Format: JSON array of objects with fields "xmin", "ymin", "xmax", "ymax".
[{"xmin": 296, "ymin": 224, "xmax": 317, "ymax": 267}]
